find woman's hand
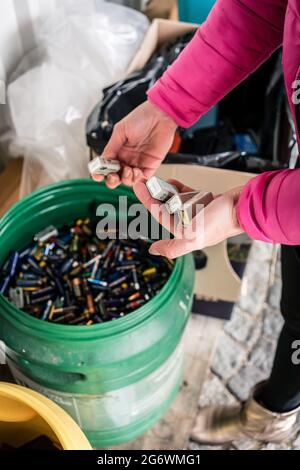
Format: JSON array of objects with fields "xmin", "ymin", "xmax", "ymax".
[
  {"xmin": 134, "ymin": 179, "xmax": 244, "ymax": 258},
  {"xmin": 92, "ymin": 101, "xmax": 177, "ymax": 189}
]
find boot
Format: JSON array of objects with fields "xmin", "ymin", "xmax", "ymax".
[{"xmin": 191, "ymin": 382, "xmax": 300, "ymax": 444}]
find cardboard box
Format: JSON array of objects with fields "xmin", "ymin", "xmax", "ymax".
[
  {"xmin": 128, "ymin": 19, "xmax": 255, "ymax": 302},
  {"xmin": 127, "ymin": 18, "xmax": 197, "ymax": 74}
]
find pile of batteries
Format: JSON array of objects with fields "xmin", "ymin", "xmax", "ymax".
[{"xmin": 0, "ymin": 220, "xmax": 173, "ymax": 325}]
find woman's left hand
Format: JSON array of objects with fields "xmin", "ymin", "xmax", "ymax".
[{"xmin": 133, "ymin": 179, "xmax": 244, "ymax": 259}]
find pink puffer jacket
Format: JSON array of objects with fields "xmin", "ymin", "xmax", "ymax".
[{"xmin": 148, "ymin": 0, "xmax": 300, "ymax": 245}]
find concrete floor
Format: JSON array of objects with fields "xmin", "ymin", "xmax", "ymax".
[{"xmin": 189, "ymin": 242, "xmax": 300, "ymax": 450}]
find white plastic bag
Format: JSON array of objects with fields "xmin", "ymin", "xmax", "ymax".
[{"xmin": 6, "ymin": 0, "xmax": 149, "ymax": 195}]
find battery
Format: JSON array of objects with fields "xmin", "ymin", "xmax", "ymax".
[
  {"xmin": 146, "ymin": 176, "xmax": 178, "ymax": 202},
  {"xmin": 177, "ymin": 191, "xmax": 213, "ymax": 226},
  {"xmin": 88, "ymin": 156, "xmax": 121, "ymax": 176},
  {"xmin": 34, "ymin": 225, "xmax": 58, "ymax": 243},
  {"xmin": 165, "ymin": 191, "xmax": 213, "ymax": 215},
  {"xmin": 146, "ymin": 176, "xmax": 213, "ymax": 226}
]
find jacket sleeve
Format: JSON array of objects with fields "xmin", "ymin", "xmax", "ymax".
[
  {"xmin": 236, "ymin": 169, "xmax": 300, "ymax": 245},
  {"xmin": 147, "ymin": 0, "xmax": 287, "ymax": 128}
]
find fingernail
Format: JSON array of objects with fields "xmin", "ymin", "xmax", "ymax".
[
  {"xmin": 124, "ymin": 168, "xmax": 131, "ymax": 177},
  {"xmin": 107, "ymin": 175, "xmax": 116, "ymax": 185},
  {"xmin": 149, "ymin": 248, "xmax": 159, "ymax": 256}
]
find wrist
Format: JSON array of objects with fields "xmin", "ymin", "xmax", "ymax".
[{"xmin": 147, "ymin": 99, "xmax": 178, "ymax": 130}]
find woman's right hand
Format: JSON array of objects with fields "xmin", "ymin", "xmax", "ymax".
[{"xmin": 92, "ymin": 100, "xmax": 178, "ymax": 189}]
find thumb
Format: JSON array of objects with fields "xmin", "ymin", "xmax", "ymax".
[
  {"xmin": 100, "ymin": 123, "xmax": 126, "ymax": 188},
  {"xmin": 102, "ymin": 123, "xmax": 125, "ymax": 159},
  {"xmin": 149, "ymin": 239, "xmax": 192, "ymax": 259}
]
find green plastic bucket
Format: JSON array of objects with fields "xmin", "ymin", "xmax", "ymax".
[{"xmin": 0, "ymin": 179, "xmax": 195, "ymax": 447}]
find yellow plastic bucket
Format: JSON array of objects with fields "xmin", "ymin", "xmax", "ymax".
[{"xmin": 0, "ymin": 382, "xmax": 92, "ymax": 450}]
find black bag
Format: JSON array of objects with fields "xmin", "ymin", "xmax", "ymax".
[{"xmin": 86, "ymin": 32, "xmax": 195, "ymax": 154}]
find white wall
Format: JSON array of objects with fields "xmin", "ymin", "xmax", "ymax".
[
  {"xmin": 0, "ymin": 0, "xmax": 56, "ymax": 166},
  {"xmin": 0, "ymin": 0, "xmax": 57, "ymax": 81}
]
